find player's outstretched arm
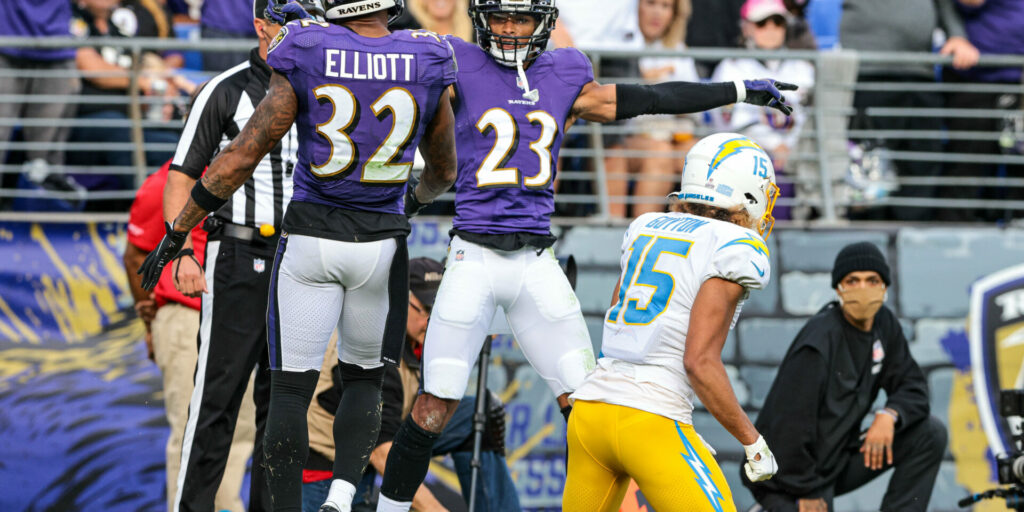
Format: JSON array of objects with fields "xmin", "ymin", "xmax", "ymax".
[
  {"xmin": 137, "ymin": 72, "xmax": 297, "ymax": 290},
  {"xmin": 407, "ymin": 88, "xmax": 457, "ymax": 216},
  {"xmin": 569, "ymin": 79, "xmax": 797, "ymax": 124}
]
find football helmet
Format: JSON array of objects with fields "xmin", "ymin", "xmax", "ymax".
[
  {"xmin": 670, "ymin": 133, "xmax": 781, "ymax": 238},
  {"xmin": 322, "ymin": 0, "xmax": 403, "ymax": 23},
  {"xmin": 469, "ymin": 0, "xmax": 558, "ymax": 67}
]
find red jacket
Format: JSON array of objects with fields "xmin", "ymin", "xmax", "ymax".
[{"xmin": 127, "ymin": 161, "xmax": 207, "ymax": 311}]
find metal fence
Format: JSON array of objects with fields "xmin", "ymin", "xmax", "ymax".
[{"xmin": 1, "ymin": 36, "xmax": 1023, "ymax": 225}]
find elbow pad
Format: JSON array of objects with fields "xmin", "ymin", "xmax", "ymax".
[{"xmin": 615, "ymin": 81, "xmax": 738, "ymax": 120}]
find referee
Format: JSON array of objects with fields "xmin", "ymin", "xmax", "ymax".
[{"xmin": 162, "ymin": 2, "xmax": 309, "ymax": 510}]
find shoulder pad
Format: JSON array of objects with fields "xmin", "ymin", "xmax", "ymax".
[{"xmin": 550, "ymin": 47, "xmax": 594, "ymax": 87}]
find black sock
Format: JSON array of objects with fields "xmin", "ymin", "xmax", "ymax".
[
  {"xmin": 561, "ymin": 405, "xmax": 572, "ymax": 423},
  {"xmin": 333, "ymin": 362, "xmax": 385, "ymax": 485},
  {"xmin": 263, "ymin": 369, "xmax": 319, "ymax": 511},
  {"xmin": 379, "ymin": 416, "xmax": 441, "ymax": 502}
]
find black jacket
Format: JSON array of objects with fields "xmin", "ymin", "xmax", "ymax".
[{"xmin": 744, "ymin": 302, "xmax": 930, "ymax": 498}]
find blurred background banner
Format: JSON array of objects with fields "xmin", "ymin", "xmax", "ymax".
[
  {"xmin": 0, "ymin": 220, "xmax": 166, "ymax": 512},
  {"xmin": 2, "ymin": 219, "xmax": 1022, "ymax": 511}
]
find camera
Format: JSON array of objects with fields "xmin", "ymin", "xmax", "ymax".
[{"xmin": 960, "ymin": 389, "xmax": 1024, "ymax": 509}]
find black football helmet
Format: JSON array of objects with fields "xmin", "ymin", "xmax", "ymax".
[
  {"xmin": 469, "ymin": 0, "xmax": 558, "ymax": 67},
  {"xmin": 322, "ymin": 0, "xmax": 404, "ymax": 23}
]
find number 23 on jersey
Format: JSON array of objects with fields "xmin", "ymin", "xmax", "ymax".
[
  {"xmin": 475, "ymin": 108, "xmax": 558, "ymax": 189},
  {"xmin": 607, "ymin": 235, "xmax": 694, "ymax": 326}
]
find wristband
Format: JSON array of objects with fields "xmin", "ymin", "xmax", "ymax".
[
  {"xmin": 875, "ymin": 408, "xmax": 898, "ymax": 422},
  {"xmin": 190, "ymin": 181, "xmax": 228, "ymax": 213},
  {"xmin": 172, "ymin": 248, "xmax": 195, "ymax": 260}
]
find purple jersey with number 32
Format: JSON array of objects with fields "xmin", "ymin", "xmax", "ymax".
[
  {"xmin": 447, "ymin": 37, "xmax": 593, "ymax": 235},
  {"xmin": 267, "ymin": 22, "xmax": 456, "ymax": 214}
]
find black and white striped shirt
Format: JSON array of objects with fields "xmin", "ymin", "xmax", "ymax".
[{"xmin": 170, "ymin": 49, "xmax": 297, "ymax": 229}]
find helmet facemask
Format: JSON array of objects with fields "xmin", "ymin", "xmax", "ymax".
[
  {"xmin": 469, "ymin": 0, "xmax": 558, "ymax": 68},
  {"xmin": 753, "ymin": 181, "xmax": 781, "ymax": 239}
]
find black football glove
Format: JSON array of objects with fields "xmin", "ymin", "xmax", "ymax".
[
  {"xmin": 483, "ymin": 390, "xmax": 507, "ymax": 455},
  {"xmin": 137, "ymin": 222, "xmax": 189, "ymax": 291},
  {"xmin": 404, "ymin": 176, "xmax": 430, "ymax": 218},
  {"xmin": 742, "ymin": 79, "xmax": 798, "ymax": 116},
  {"xmin": 264, "ymin": 0, "xmax": 314, "ymax": 24}
]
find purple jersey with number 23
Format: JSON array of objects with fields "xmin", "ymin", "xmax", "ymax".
[
  {"xmin": 267, "ymin": 21, "xmax": 457, "ymax": 215},
  {"xmin": 447, "ymin": 37, "xmax": 593, "ymax": 235}
]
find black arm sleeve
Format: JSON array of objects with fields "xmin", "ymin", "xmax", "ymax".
[
  {"xmin": 880, "ymin": 326, "xmax": 930, "ymax": 431},
  {"xmin": 758, "ymin": 346, "xmax": 830, "ymax": 498},
  {"xmin": 375, "ymin": 364, "xmax": 406, "ymax": 447},
  {"xmin": 614, "ymin": 81, "xmax": 738, "ymax": 120}
]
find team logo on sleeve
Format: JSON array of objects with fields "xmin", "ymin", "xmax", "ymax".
[
  {"xmin": 268, "ymin": 26, "xmax": 289, "ymax": 54},
  {"xmin": 719, "ymin": 234, "xmax": 769, "ymax": 257}
]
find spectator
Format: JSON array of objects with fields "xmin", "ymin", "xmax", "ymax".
[
  {"xmin": 743, "ymin": 242, "xmax": 946, "ymax": 512},
  {"xmin": 67, "ymin": 0, "xmax": 183, "ymax": 209},
  {"xmin": 712, "ymin": 0, "xmax": 815, "ymax": 220},
  {"xmin": 126, "ymin": 0, "xmax": 194, "ymax": 75},
  {"xmin": 685, "ymin": 0, "xmax": 744, "ymax": 77},
  {"xmin": 551, "ymin": 0, "xmax": 638, "ymax": 49},
  {"xmin": 0, "ymin": 0, "xmax": 81, "ymax": 203},
  {"xmin": 302, "ymin": 258, "xmax": 518, "ymax": 512},
  {"xmin": 840, "ymin": 0, "xmax": 979, "ymax": 221},
  {"xmin": 405, "ymin": 0, "xmax": 472, "ymax": 40},
  {"xmin": 781, "ymin": 0, "xmax": 817, "ymax": 49},
  {"xmin": 941, "ymin": 0, "xmax": 1024, "ymax": 222},
  {"xmin": 604, "ymin": 0, "xmax": 702, "ymax": 218},
  {"xmin": 121, "ymin": 160, "xmax": 257, "ymax": 512},
  {"xmin": 199, "ymin": 0, "xmax": 257, "ymax": 71}
]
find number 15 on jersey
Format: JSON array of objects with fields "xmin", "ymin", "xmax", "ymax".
[{"xmin": 607, "ymin": 235, "xmax": 694, "ymax": 326}]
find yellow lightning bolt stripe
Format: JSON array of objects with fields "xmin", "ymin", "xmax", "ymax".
[
  {"xmin": 719, "ymin": 235, "xmax": 770, "ymax": 257},
  {"xmin": 707, "ymin": 137, "xmax": 765, "ymax": 179}
]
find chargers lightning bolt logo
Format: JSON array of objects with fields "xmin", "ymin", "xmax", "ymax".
[
  {"xmin": 708, "ymin": 137, "xmax": 766, "ymax": 179},
  {"xmin": 719, "ymin": 234, "xmax": 770, "ymax": 257},
  {"xmin": 675, "ymin": 422, "xmax": 726, "ymax": 512}
]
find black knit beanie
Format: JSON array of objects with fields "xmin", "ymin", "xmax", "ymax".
[{"xmin": 831, "ymin": 242, "xmax": 891, "ymax": 288}]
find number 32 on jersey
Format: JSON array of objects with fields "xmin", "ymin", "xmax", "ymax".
[{"xmin": 607, "ymin": 235, "xmax": 694, "ymax": 326}]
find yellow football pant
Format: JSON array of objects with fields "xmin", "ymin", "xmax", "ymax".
[{"xmin": 563, "ymin": 399, "xmax": 736, "ymax": 512}]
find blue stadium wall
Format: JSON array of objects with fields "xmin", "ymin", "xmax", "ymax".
[{"xmin": 0, "ymin": 219, "xmax": 1020, "ymax": 511}]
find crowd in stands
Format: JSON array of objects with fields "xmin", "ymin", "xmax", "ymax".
[{"xmin": 1, "ymin": 0, "xmax": 1022, "ymax": 222}]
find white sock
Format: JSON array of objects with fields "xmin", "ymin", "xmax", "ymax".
[
  {"xmin": 375, "ymin": 494, "xmax": 412, "ymax": 512},
  {"xmin": 322, "ymin": 479, "xmax": 356, "ymax": 512}
]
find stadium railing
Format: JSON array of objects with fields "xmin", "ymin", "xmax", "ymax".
[{"xmin": 1, "ymin": 36, "xmax": 1022, "ymax": 225}]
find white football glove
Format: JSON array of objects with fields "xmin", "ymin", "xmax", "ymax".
[{"xmin": 743, "ymin": 435, "xmax": 778, "ymax": 482}]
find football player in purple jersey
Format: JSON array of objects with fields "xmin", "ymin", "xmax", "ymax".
[
  {"xmin": 377, "ymin": 0, "xmax": 797, "ymax": 510},
  {"xmin": 138, "ymin": 0, "xmax": 460, "ymax": 510}
]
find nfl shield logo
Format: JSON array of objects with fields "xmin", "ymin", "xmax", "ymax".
[
  {"xmin": 254, "ymin": 258, "xmax": 266, "ymax": 274},
  {"xmin": 455, "ymin": 250, "xmax": 465, "ymax": 261}
]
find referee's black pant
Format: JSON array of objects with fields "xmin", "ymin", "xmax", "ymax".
[{"xmin": 176, "ymin": 236, "xmax": 276, "ymax": 512}]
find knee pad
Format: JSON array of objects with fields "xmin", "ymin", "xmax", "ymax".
[
  {"xmin": 423, "ymin": 357, "xmax": 471, "ymax": 399},
  {"xmin": 556, "ymin": 347, "xmax": 597, "ymax": 393},
  {"xmin": 337, "ymin": 361, "xmax": 385, "ymax": 387}
]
